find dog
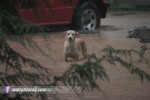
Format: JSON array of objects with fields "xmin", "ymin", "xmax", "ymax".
[
  {"xmin": 63, "ymin": 30, "xmax": 87, "ymax": 61},
  {"xmin": 128, "ymin": 26, "xmax": 147, "ymax": 39},
  {"xmin": 128, "ymin": 26, "xmax": 150, "ymax": 43}
]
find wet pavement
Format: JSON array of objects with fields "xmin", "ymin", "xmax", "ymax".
[{"xmin": 8, "ymin": 11, "xmax": 150, "ymax": 100}]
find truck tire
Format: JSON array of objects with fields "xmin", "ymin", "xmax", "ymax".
[{"xmin": 72, "ymin": 2, "xmax": 100, "ymax": 31}]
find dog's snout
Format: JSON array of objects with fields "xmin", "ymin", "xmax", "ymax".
[{"xmin": 69, "ymin": 37, "xmax": 72, "ymax": 41}]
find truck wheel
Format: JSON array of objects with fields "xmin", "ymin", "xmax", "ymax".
[{"xmin": 72, "ymin": 2, "xmax": 100, "ymax": 31}]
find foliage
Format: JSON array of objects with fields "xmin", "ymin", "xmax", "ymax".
[
  {"xmin": 102, "ymin": 46, "xmax": 150, "ymax": 81},
  {"xmin": 0, "ymin": 0, "xmax": 78, "ymax": 99},
  {"xmin": 0, "ymin": 0, "xmax": 150, "ymax": 100},
  {"xmin": 0, "ymin": 41, "xmax": 50, "ymax": 85},
  {"xmin": 51, "ymin": 46, "xmax": 150, "ymax": 95},
  {"xmin": 0, "ymin": 0, "xmax": 58, "ymax": 99}
]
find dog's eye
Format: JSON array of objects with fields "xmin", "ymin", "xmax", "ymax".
[
  {"xmin": 72, "ymin": 34, "xmax": 75, "ymax": 36},
  {"xmin": 67, "ymin": 33, "xmax": 70, "ymax": 35}
]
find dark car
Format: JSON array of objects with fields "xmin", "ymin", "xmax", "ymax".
[{"xmin": 18, "ymin": 0, "xmax": 110, "ymax": 31}]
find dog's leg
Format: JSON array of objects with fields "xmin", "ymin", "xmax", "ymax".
[
  {"xmin": 65, "ymin": 56, "xmax": 68, "ymax": 61},
  {"xmin": 69, "ymin": 52, "xmax": 79, "ymax": 61},
  {"xmin": 74, "ymin": 52, "xmax": 79, "ymax": 60},
  {"xmin": 81, "ymin": 43, "xmax": 87, "ymax": 59},
  {"xmin": 82, "ymin": 51, "xmax": 87, "ymax": 58},
  {"xmin": 63, "ymin": 46, "xmax": 68, "ymax": 61}
]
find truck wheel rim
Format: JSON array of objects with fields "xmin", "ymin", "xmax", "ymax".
[{"xmin": 81, "ymin": 9, "xmax": 97, "ymax": 31}]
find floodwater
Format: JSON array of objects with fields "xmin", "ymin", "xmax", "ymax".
[{"xmin": 6, "ymin": 11, "xmax": 150, "ymax": 100}]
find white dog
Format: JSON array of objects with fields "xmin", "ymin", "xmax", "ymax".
[{"xmin": 63, "ymin": 30, "xmax": 87, "ymax": 61}]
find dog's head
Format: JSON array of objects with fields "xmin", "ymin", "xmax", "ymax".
[{"xmin": 64, "ymin": 30, "xmax": 79, "ymax": 42}]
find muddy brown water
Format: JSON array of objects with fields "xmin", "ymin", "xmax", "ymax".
[{"xmin": 6, "ymin": 11, "xmax": 150, "ymax": 100}]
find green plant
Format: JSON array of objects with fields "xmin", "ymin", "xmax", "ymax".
[{"xmin": 0, "ymin": 0, "xmax": 149, "ymax": 100}]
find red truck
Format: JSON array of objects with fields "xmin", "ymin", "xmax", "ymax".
[{"xmin": 19, "ymin": 0, "xmax": 110, "ymax": 31}]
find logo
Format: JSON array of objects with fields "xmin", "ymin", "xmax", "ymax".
[{"xmin": 5, "ymin": 86, "xmax": 10, "ymax": 93}]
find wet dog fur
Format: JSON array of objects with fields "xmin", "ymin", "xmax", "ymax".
[{"xmin": 63, "ymin": 30, "xmax": 87, "ymax": 61}]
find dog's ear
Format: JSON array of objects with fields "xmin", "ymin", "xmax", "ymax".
[
  {"xmin": 63, "ymin": 31, "xmax": 67, "ymax": 35},
  {"xmin": 75, "ymin": 32, "xmax": 80, "ymax": 37}
]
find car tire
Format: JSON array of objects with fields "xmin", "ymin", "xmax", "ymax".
[{"xmin": 71, "ymin": 2, "xmax": 100, "ymax": 31}]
